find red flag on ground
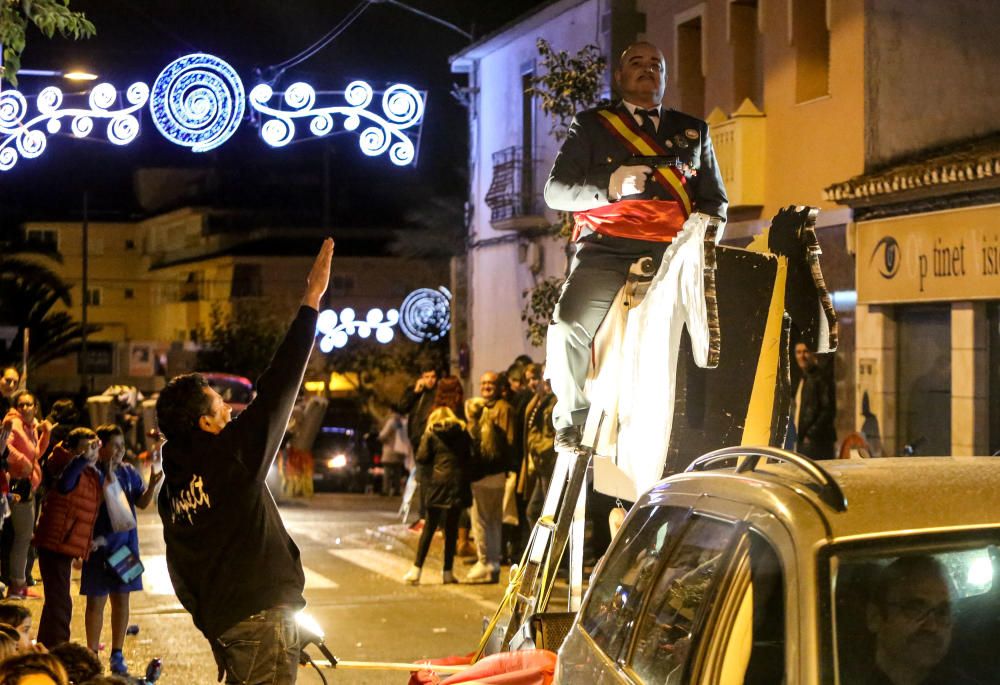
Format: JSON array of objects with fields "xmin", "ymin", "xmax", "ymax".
[{"xmin": 408, "ymin": 650, "xmax": 557, "ymax": 685}]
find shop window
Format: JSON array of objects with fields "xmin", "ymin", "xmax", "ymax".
[
  {"xmin": 792, "ymin": 0, "xmax": 829, "ymax": 102},
  {"xmin": 897, "ymin": 305, "xmax": 951, "ymax": 455},
  {"xmin": 676, "ymin": 12, "xmax": 706, "ymax": 116},
  {"xmin": 730, "ymin": 0, "xmax": 762, "ymax": 108}
]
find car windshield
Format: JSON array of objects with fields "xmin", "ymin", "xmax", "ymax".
[{"xmin": 830, "ymin": 536, "xmax": 1000, "ymax": 685}]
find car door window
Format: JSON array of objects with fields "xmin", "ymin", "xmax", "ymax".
[
  {"xmin": 579, "ymin": 505, "xmax": 689, "ymax": 660},
  {"xmin": 627, "ymin": 515, "xmax": 740, "ymax": 685},
  {"xmin": 831, "ymin": 540, "xmax": 1000, "ymax": 685}
]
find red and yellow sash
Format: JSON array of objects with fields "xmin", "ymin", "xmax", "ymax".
[{"xmin": 573, "ymin": 108, "xmax": 694, "ymax": 243}]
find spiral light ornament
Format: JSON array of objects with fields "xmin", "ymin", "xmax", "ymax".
[
  {"xmin": 359, "ymin": 126, "xmax": 389, "ymax": 157},
  {"xmin": 108, "ymin": 115, "xmax": 141, "ymax": 145},
  {"xmin": 382, "ymin": 84, "xmax": 424, "ymax": 127},
  {"xmin": 149, "ymin": 53, "xmax": 245, "ymax": 152},
  {"xmin": 37, "ymin": 87, "xmax": 63, "ymax": 114},
  {"xmin": 399, "ymin": 287, "xmax": 452, "ymax": 342},
  {"xmin": 0, "ymin": 90, "xmax": 28, "ymax": 134},
  {"xmin": 344, "ymin": 81, "xmax": 374, "ymax": 109},
  {"xmin": 71, "ymin": 117, "xmax": 94, "ymax": 137}
]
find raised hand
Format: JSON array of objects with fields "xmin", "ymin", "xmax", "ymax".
[{"xmin": 302, "ymin": 237, "xmax": 335, "ymax": 310}]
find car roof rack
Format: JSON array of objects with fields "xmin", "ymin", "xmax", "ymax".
[{"xmin": 685, "ymin": 446, "xmax": 848, "ymax": 512}]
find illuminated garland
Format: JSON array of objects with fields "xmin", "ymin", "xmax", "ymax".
[
  {"xmin": 0, "ymin": 82, "xmax": 148, "ymax": 171},
  {"xmin": 317, "ymin": 307, "xmax": 400, "ymax": 352},
  {"xmin": 0, "ymin": 52, "xmax": 425, "ymax": 171},
  {"xmin": 248, "ymin": 81, "xmax": 424, "ymax": 166},
  {"xmin": 316, "ymin": 286, "xmax": 451, "ymax": 350}
]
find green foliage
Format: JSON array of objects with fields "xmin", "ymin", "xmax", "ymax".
[
  {"xmin": 528, "ymin": 38, "xmax": 608, "ymax": 141},
  {"xmin": 0, "ymin": 257, "xmax": 100, "ymax": 369},
  {"xmin": 1, "ymin": 0, "xmax": 96, "ymax": 86},
  {"xmin": 521, "ymin": 276, "xmax": 563, "ymax": 348},
  {"xmin": 518, "ymin": 39, "xmax": 606, "ymax": 343},
  {"xmin": 196, "ymin": 304, "xmax": 284, "ymax": 381}
]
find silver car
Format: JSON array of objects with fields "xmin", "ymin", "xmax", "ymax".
[{"xmin": 556, "ymin": 447, "xmax": 1000, "ymax": 684}]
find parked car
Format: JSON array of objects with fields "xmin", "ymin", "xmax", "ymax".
[
  {"xmin": 555, "ymin": 447, "xmax": 1000, "ymax": 684},
  {"xmin": 202, "ymin": 373, "xmax": 254, "ymax": 416},
  {"xmin": 311, "ymin": 398, "xmax": 373, "ymax": 492}
]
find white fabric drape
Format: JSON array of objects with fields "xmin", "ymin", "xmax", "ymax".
[{"xmin": 587, "ymin": 213, "xmax": 714, "ymax": 498}]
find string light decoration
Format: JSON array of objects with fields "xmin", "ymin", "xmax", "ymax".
[
  {"xmin": 249, "ymin": 80, "xmax": 424, "ymax": 166},
  {"xmin": 399, "ymin": 286, "xmax": 452, "ymax": 342},
  {"xmin": 0, "ymin": 81, "xmax": 149, "ymax": 171},
  {"xmin": 0, "ymin": 52, "xmax": 425, "ymax": 170},
  {"xmin": 315, "ymin": 286, "xmax": 451, "ymax": 351},
  {"xmin": 317, "ymin": 307, "xmax": 400, "ymax": 352},
  {"xmin": 149, "ymin": 53, "xmax": 245, "ymax": 152}
]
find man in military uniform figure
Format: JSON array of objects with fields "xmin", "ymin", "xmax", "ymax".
[{"xmin": 544, "ymin": 41, "xmax": 728, "ymax": 450}]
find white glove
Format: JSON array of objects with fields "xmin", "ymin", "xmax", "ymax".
[{"xmin": 609, "ymin": 165, "xmax": 652, "ymax": 201}]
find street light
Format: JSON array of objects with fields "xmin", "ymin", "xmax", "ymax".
[{"xmin": 16, "ymin": 68, "xmax": 98, "ymax": 80}]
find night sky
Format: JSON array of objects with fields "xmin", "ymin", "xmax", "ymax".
[{"xmin": 0, "ymin": 0, "xmax": 549, "ymax": 232}]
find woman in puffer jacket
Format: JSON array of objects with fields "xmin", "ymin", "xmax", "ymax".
[
  {"xmin": 3, "ymin": 390, "xmax": 52, "ymax": 598},
  {"xmin": 403, "ymin": 406, "xmax": 473, "ymax": 586}
]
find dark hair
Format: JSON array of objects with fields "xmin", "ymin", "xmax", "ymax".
[
  {"xmin": 47, "ymin": 399, "xmax": 80, "ymax": 425},
  {"xmin": 870, "ymin": 555, "xmax": 951, "ymax": 616},
  {"xmin": 525, "ymin": 363, "xmax": 544, "ymax": 379},
  {"xmin": 95, "ymin": 424, "xmax": 124, "ymax": 445},
  {"xmin": 65, "ymin": 427, "xmax": 98, "ymax": 451},
  {"xmin": 0, "ymin": 602, "xmax": 30, "ymax": 628},
  {"xmin": 155, "ymin": 373, "xmax": 211, "ymax": 440},
  {"xmin": 49, "ymin": 642, "xmax": 101, "ymax": 684},
  {"xmin": 0, "ymin": 652, "xmax": 70, "ymax": 684},
  {"xmin": 506, "ymin": 362, "xmax": 526, "ymax": 383},
  {"xmin": 10, "ymin": 390, "xmax": 37, "ymax": 413},
  {"xmin": 432, "ymin": 376, "xmax": 465, "ymax": 415}
]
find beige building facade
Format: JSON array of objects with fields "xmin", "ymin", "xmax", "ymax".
[{"xmin": 21, "ymin": 209, "xmax": 447, "ymax": 393}]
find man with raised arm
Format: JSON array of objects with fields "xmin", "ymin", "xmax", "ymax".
[
  {"xmin": 155, "ymin": 238, "xmax": 333, "ymax": 685},
  {"xmin": 544, "ymin": 41, "xmax": 727, "ymax": 451}
]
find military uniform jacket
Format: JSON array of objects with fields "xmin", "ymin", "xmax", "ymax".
[{"xmin": 544, "ymin": 102, "xmax": 728, "ymax": 222}]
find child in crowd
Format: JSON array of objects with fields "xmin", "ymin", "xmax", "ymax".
[
  {"xmin": 0, "ymin": 631, "xmax": 17, "ymax": 661},
  {"xmin": 48, "ymin": 642, "xmax": 102, "ymax": 684},
  {"xmin": 0, "ymin": 652, "xmax": 70, "ymax": 684},
  {"xmin": 33, "ymin": 428, "xmax": 103, "ymax": 649},
  {"xmin": 0, "ymin": 602, "xmax": 32, "ymax": 651},
  {"xmin": 82, "ymin": 425, "xmax": 162, "ymax": 676}
]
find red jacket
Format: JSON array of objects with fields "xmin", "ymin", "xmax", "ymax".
[
  {"xmin": 33, "ymin": 445, "xmax": 101, "ymax": 559},
  {"xmin": 5, "ymin": 412, "xmax": 49, "ymax": 492}
]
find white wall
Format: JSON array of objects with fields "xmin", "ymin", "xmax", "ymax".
[{"xmin": 465, "ymin": 0, "xmax": 605, "ymax": 382}]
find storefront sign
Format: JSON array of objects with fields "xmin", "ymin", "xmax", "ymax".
[{"xmin": 857, "ymin": 204, "xmax": 1000, "ymax": 304}]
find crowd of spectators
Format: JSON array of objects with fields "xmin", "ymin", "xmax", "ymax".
[
  {"xmin": 394, "ymin": 356, "xmax": 558, "ymax": 585},
  {"xmin": 0, "ymin": 365, "xmax": 162, "ymax": 680}
]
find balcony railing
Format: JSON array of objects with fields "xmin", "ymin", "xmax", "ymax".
[
  {"xmin": 484, "ymin": 146, "xmax": 547, "ymax": 230},
  {"xmin": 707, "ymin": 99, "xmax": 766, "ymax": 209}
]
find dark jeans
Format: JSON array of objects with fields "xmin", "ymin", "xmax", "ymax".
[
  {"xmin": 213, "ymin": 606, "xmax": 300, "ymax": 685},
  {"xmin": 414, "ymin": 506, "xmax": 460, "ymax": 572},
  {"xmin": 37, "ymin": 548, "xmax": 73, "ymax": 648}
]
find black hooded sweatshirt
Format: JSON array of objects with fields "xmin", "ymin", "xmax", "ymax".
[{"xmin": 157, "ymin": 306, "xmax": 317, "ymax": 640}]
